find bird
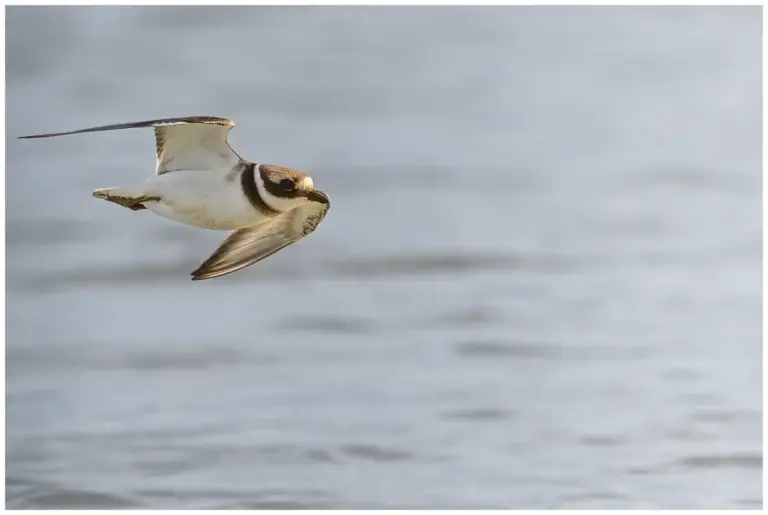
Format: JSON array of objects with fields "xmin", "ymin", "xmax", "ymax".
[{"xmin": 18, "ymin": 116, "xmax": 331, "ymax": 281}]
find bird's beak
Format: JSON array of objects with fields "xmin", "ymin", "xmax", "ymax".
[{"xmin": 305, "ymin": 190, "xmax": 330, "ymax": 204}]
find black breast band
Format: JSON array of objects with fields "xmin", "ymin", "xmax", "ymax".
[{"xmin": 241, "ymin": 163, "xmax": 280, "ymax": 215}]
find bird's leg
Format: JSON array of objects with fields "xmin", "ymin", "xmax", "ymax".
[{"xmin": 92, "ymin": 188, "xmax": 161, "ymax": 211}]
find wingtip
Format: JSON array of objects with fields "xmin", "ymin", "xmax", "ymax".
[
  {"xmin": 189, "ymin": 268, "xmax": 211, "ymax": 281},
  {"xmin": 18, "ymin": 133, "xmax": 57, "ymax": 140},
  {"xmin": 189, "ymin": 266, "xmax": 232, "ymax": 281}
]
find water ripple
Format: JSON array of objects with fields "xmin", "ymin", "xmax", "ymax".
[
  {"xmin": 578, "ymin": 434, "xmax": 625, "ymax": 448},
  {"xmin": 8, "ymin": 345, "xmax": 249, "ymax": 372},
  {"xmin": 329, "ymin": 251, "xmax": 579, "ymax": 278},
  {"xmin": 441, "ymin": 407, "xmax": 514, "ymax": 422},
  {"xmin": 455, "ymin": 340, "xmax": 569, "ymax": 360},
  {"xmin": 421, "ymin": 305, "xmax": 503, "ymax": 328},
  {"xmin": 455, "ymin": 340, "xmax": 650, "ymax": 361},
  {"xmin": 676, "ymin": 452, "xmax": 762, "ymax": 470},
  {"xmin": 274, "ymin": 314, "xmax": 376, "ymax": 334},
  {"xmin": 8, "ymin": 485, "xmax": 142, "ymax": 509},
  {"xmin": 340, "ymin": 443, "xmax": 415, "ymax": 462},
  {"xmin": 132, "ymin": 486, "xmax": 332, "ymax": 509}
]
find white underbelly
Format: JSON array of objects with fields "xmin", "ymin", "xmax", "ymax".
[{"xmin": 141, "ymin": 170, "xmax": 263, "ymax": 230}]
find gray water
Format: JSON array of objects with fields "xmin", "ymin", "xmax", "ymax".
[{"xmin": 5, "ymin": 6, "xmax": 762, "ymax": 509}]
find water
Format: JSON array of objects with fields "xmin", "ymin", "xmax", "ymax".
[{"xmin": 5, "ymin": 6, "xmax": 762, "ymax": 509}]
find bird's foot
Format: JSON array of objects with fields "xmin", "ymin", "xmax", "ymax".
[{"xmin": 92, "ymin": 188, "xmax": 160, "ymax": 211}]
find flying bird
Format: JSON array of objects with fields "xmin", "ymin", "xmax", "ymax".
[{"xmin": 19, "ymin": 116, "xmax": 331, "ymax": 280}]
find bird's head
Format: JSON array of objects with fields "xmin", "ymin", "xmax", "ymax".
[{"xmin": 257, "ymin": 164, "xmax": 330, "ymax": 212}]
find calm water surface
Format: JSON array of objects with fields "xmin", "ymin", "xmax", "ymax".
[{"xmin": 5, "ymin": 6, "xmax": 762, "ymax": 509}]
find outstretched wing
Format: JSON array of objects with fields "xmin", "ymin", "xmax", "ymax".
[
  {"xmin": 19, "ymin": 116, "xmax": 243, "ymax": 175},
  {"xmin": 191, "ymin": 196, "xmax": 331, "ymax": 281}
]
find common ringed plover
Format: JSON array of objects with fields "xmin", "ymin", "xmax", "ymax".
[{"xmin": 19, "ymin": 116, "xmax": 331, "ymax": 281}]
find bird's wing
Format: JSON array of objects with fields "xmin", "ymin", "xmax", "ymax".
[
  {"xmin": 19, "ymin": 116, "xmax": 243, "ymax": 175},
  {"xmin": 191, "ymin": 195, "xmax": 331, "ymax": 281}
]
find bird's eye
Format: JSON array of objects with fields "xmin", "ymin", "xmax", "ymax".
[{"xmin": 279, "ymin": 178, "xmax": 295, "ymax": 192}]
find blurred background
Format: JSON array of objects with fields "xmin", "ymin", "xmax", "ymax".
[{"xmin": 5, "ymin": 6, "xmax": 762, "ymax": 509}]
